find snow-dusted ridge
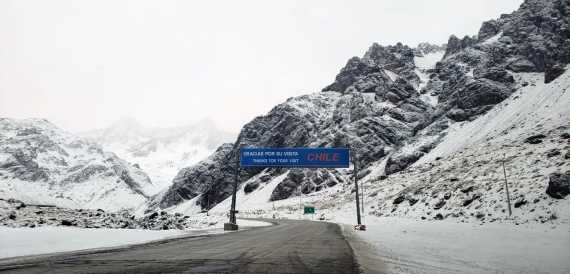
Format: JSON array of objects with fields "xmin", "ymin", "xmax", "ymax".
[{"xmin": 0, "ymin": 118, "xmax": 154, "ymax": 211}]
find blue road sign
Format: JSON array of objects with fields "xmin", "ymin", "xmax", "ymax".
[{"xmin": 240, "ymin": 147, "xmax": 350, "ymax": 168}]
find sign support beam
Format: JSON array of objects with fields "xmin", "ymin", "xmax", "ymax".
[
  {"xmin": 224, "ymin": 149, "xmax": 240, "ymax": 231},
  {"xmin": 352, "ymin": 149, "xmax": 362, "ymax": 226}
]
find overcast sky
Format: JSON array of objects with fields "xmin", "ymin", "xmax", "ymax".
[{"xmin": 0, "ymin": 0, "xmax": 523, "ymax": 133}]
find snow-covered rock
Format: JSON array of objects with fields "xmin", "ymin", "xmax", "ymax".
[{"xmin": 0, "ymin": 118, "xmax": 153, "ymax": 211}]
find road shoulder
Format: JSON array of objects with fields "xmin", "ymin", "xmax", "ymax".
[{"xmin": 341, "ymin": 224, "xmax": 387, "ymax": 274}]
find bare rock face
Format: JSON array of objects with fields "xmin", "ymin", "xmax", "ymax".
[
  {"xmin": 385, "ymin": 150, "xmax": 426, "ymax": 176},
  {"xmin": 323, "ymin": 42, "xmax": 420, "ymax": 93},
  {"xmin": 425, "ymin": 0, "xmax": 570, "ymax": 124},
  {"xmin": 546, "ymin": 172, "xmax": 570, "ymax": 199},
  {"xmin": 443, "ymin": 35, "xmax": 477, "ymax": 59},
  {"xmin": 478, "ymin": 19, "xmax": 501, "ymax": 41},
  {"xmin": 321, "ymin": 57, "xmax": 386, "ymax": 93},
  {"xmin": 455, "ymin": 0, "xmax": 569, "ymax": 82}
]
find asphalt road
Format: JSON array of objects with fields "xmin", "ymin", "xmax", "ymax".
[{"xmin": 0, "ymin": 219, "xmax": 360, "ymax": 274}]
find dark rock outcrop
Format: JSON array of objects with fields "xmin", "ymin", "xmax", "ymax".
[
  {"xmin": 524, "ymin": 134, "xmax": 546, "ymax": 144},
  {"xmin": 443, "ymin": 35, "xmax": 477, "ymax": 59},
  {"xmin": 478, "ymin": 20, "xmax": 501, "ymax": 41},
  {"xmin": 546, "ymin": 172, "xmax": 570, "ymax": 199},
  {"xmin": 244, "ymin": 181, "xmax": 260, "ymax": 194},
  {"xmin": 385, "ymin": 151, "xmax": 425, "ymax": 175}
]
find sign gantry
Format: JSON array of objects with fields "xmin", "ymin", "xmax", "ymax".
[{"xmin": 224, "ymin": 147, "xmax": 363, "ymax": 231}]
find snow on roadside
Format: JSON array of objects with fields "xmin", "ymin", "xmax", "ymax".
[
  {"xmin": 341, "ymin": 216, "xmax": 570, "ymax": 274},
  {"xmin": 0, "ymin": 226, "xmax": 191, "ymax": 259},
  {"xmin": 0, "ymin": 213, "xmax": 271, "ymax": 260},
  {"xmin": 238, "ymin": 219, "xmax": 273, "ymax": 227},
  {"xmin": 210, "ymin": 172, "xmax": 290, "ymax": 214}
]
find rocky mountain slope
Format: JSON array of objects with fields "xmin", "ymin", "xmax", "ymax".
[
  {"xmin": 82, "ymin": 118, "xmax": 235, "ymax": 194},
  {"xmin": 213, "ymin": 68, "xmax": 569, "ymax": 227},
  {"xmin": 147, "ymin": 0, "xmax": 570, "ymax": 224},
  {"xmin": 147, "ymin": 42, "xmax": 439, "ymax": 212},
  {"xmin": 0, "ymin": 118, "xmax": 154, "ymax": 211}
]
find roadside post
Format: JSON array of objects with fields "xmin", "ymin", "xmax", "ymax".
[
  {"xmin": 224, "ymin": 149, "xmax": 240, "ymax": 231},
  {"xmin": 501, "ymin": 154, "xmax": 512, "ymax": 217},
  {"xmin": 351, "ymin": 146, "xmax": 364, "ymax": 230},
  {"xmin": 347, "ymin": 144, "xmax": 365, "ymax": 230}
]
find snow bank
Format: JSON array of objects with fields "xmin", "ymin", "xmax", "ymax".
[
  {"xmin": 238, "ymin": 219, "xmax": 273, "ymax": 227},
  {"xmin": 0, "ymin": 226, "xmax": 191, "ymax": 259},
  {"xmin": 343, "ymin": 217, "xmax": 570, "ymax": 274}
]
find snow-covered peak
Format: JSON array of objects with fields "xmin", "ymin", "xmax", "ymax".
[
  {"xmin": 83, "ymin": 117, "xmax": 147, "ymax": 147},
  {"xmin": 0, "ymin": 118, "xmax": 154, "ymax": 211},
  {"xmin": 82, "ymin": 119, "xmax": 236, "ymax": 193},
  {"xmin": 414, "ymin": 42, "xmax": 446, "ymax": 56}
]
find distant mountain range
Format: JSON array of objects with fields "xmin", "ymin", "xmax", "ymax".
[
  {"xmin": 0, "ymin": 117, "xmax": 234, "ymax": 211},
  {"xmin": 81, "ymin": 118, "xmax": 235, "ymax": 194}
]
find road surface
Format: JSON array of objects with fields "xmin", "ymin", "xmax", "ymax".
[{"xmin": 0, "ymin": 219, "xmax": 360, "ymax": 274}]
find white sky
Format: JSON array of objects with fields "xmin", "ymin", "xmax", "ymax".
[{"xmin": 0, "ymin": 0, "xmax": 523, "ymax": 133}]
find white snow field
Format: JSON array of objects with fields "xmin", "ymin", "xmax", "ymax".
[
  {"xmin": 338, "ymin": 213, "xmax": 570, "ymax": 274},
  {"xmin": 0, "ymin": 226, "xmax": 187, "ymax": 259}
]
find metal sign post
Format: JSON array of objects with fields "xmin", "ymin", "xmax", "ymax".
[
  {"xmin": 353, "ymin": 154, "xmax": 362, "ymax": 226},
  {"xmin": 224, "ymin": 150, "xmax": 240, "ymax": 231},
  {"xmin": 502, "ymin": 154, "xmax": 512, "ymax": 217},
  {"xmin": 349, "ymin": 144, "xmax": 365, "ymax": 230}
]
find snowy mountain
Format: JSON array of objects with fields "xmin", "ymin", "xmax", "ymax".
[
  {"xmin": 206, "ymin": 68, "xmax": 570, "ymax": 225},
  {"xmin": 82, "ymin": 118, "xmax": 235, "ymax": 194},
  {"xmin": 146, "ymin": 0, "xmax": 570, "ymax": 227},
  {"xmin": 0, "ymin": 118, "xmax": 154, "ymax": 211},
  {"xmin": 148, "ymin": 42, "xmax": 436, "ymax": 212}
]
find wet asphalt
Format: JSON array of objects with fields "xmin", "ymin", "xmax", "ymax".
[{"xmin": 0, "ymin": 219, "xmax": 360, "ymax": 274}]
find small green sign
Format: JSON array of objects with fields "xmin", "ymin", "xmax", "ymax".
[{"xmin": 304, "ymin": 206, "xmax": 315, "ymax": 214}]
